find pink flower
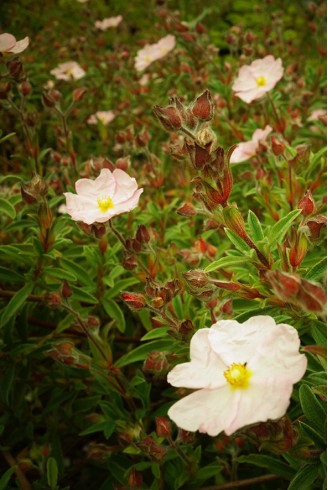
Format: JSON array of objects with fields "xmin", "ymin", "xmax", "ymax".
[
  {"xmin": 50, "ymin": 61, "xmax": 86, "ymax": 81},
  {"xmin": 233, "ymin": 56, "xmax": 284, "ymax": 103},
  {"xmin": 64, "ymin": 169, "xmax": 143, "ymax": 225},
  {"xmin": 230, "ymin": 125, "xmax": 273, "ymax": 163},
  {"xmin": 307, "ymin": 109, "xmax": 326, "ymax": 122},
  {"xmin": 135, "ymin": 35, "xmax": 176, "ymax": 72},
  {"xmin": 0, "ymin": 33, "xmax": 29, "ymax": 54},
  {"xmin": 167, "ymin": 315, "xmax": 307, "ymax": 436},
  {"xmin": 87, "ymin": 111, "xmax": 115, "ymax": 125},
  {"xmin": 95, "ymin": 16, "xmax": 123, "ymax": 30}
]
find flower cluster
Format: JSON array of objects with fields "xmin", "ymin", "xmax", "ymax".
[{"xmin": 167, "ymin": 316, "xmax": 307, "ymax": 436}]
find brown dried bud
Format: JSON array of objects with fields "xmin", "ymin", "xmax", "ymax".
[
  {"xmin": 7, "ymin": 58, "xmax": 24, "ymax": 80},
  {"xmin": 20, "ymin": 81, "xmax": 32, "ymax": 96},
  {"xmin": 153, "ymin": 105, "xmax": 182, "ymax": 131},
  {"xmin": 42, "ymin": 90, "xmax": 61, "ymax": 108},
  {"xmin": 38, "ymin": 202, "xmax": 52, "ymax": 230},
  {"xmin": 196, "ymin": 126, "xmax": 217, "ymax": 148},
  {"xmin": 143, "ymin": 351, "xmax": 169, "ymax": 374},
  {"xmin": 177, "ymin": 429, "xmax": 195, "ymax": 444},
  {"xmin": 136, "ymin": 224, "xmax": 150, "ymax": 244},
  {"xmin": 152, "ymin": 297, "xmax": 165, "ymax": 309},
  {"xmin": 183, "ymin": 269, "xmax": 209, "ymax": 289},
  {"xmin": 137, "ymin": 436, "xmax": 167, "ymax": 462},
  {"xmin": 73, "ymin": 87, "xmax": 87, "ymax": 102},
  {"xmin": 92, "ymin": 223, "xmax": 106, "ymax": 239},
  {"xmin": 87, "ymin": 315, "xmax": 100, "ymax": 328},
  {"xmin": 128, "ymin": 469, "xmax": 143, "ymax": 489},
  {"xmin": 298, "ymin": 190, "xmax": 315, "ymax": 216},
  {"xmin": 45, "ymin": 292, "xmax": 62, "ymax": 308},
  {"xmin": 191, "ymin": 90, "xmax": 214, "ymax": 121},
  {"xmin": 178, "ymin": 319, "xmax": 194, "ymax": 335},
  {"xmin": 122, "ymin": 252, "xmax": 137, "ymax": 270},
  {"xmin": 306, "ymin": 215, "xmax": 326, "ymax": 240},
  {"xmin": 61, "ymin": 280, "xmax": 72, "ymax": 298},
  {"xmin": 271, "ymin": 136, "xmax": 285, "ymax": 156},
  {"xmin": 121, "ymin": 292, "xmax": 146, "ymax": 310},
  {"xmin": 155, "ymin": 416, "xmax": 171, "ymax": 438}
]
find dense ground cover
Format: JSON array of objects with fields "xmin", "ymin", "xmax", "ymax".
[{"xmin": 0, "ymin": 0, "xmax": 326, "ymax": 489}]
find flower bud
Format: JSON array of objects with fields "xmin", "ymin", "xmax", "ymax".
[
  {"xmin": 0, "ymin": 82, "xmax": 11, "ymax": 99},
  {"xmin": 7, "ymin": 58, "xmax": 24, "ymax": 80},
  {"xmin": 223, "ymin": 206, "xmax": 248, "ymax": 239},
  {"xmin": 73, "ymin": 87, "xmax": 87, "ymax": 102},
  {"xmin": 136, "ymin": 224, "xmax": 150, "ymax": 244},
  {"xmin": 42, "ymin": 90, "xmax": 61, "ymax": 108},
  {"xmin": 121, "ymin": 292, "xmax": 146, "ymax": 310},
  {"xmin": 21, "ymin": 174, "xmax": 48, "ymax": 203},
  {"xmin": 191, "ymin": 90, "xmax": 214, "ymax": 121},
  {"xmin": 178, "ymin": 319, "xmax": 194, "ymax": 335},
  {"xmin": 153, "ymin": 105, "xmax": 182, "ymax": 131},
  {"xmin": 155, "ymin": 416, "xmax": 171, "ymax": 437},
  {"xmin": 20, "ymin": 80, "xmax": 32, "ymax": 96},
  {"xmin": 196, "ymin": 126, "xmax": 217, "ymax": 148},
  {"xmin": 143, "ymin": 351, "xmax": 169, "ymax": 374},
  {"xmin": 183, "ymin": 269, "xmax": 209, "ymax": 289},
  {"xmin": 298, "ymin": 190, "xmax": 315, "ymax": 215},
  {"xmin": 61, "ymin": 280, "xmax": 72, "ymax": 298},
  {"xmin": 122, "ymin": 252, "xmax": 137, "ymax": 270},
  {"xmin": 137, "ymin": 436, "xmax": 167, "ymax": 462},
  {"xmin": 176, "ymin": 202, "xmax": 195, "ymax": 216},
  {"xmin": 271, "ymin": 136, "xmax": 285, "ymax": 155},
  {"xmin": 306, "ymin": 215, "xmax": 326, "ymax": 240},
  {"xmin": 289, "ymin": 233, "xmax": 308, "ymax": 267},
  {"xmin": 38, "ymin": 202, "xmax": 52, "ymax": 230},
  {"xmin": 87, "ymin": 315, "xmax": 100, "ymax": 328},
  {"xmin": 128, "ymin": 469, "xmax": 143, "ymax": 489},
  {"xmin": 45, "ymin": 292, "xmax": 62, "ymax": 308},
  {"xmin": 92, "ymin": 223, "xmax": 106, "ymax": 239}
]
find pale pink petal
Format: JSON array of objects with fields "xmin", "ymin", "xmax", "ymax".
[
  {"xmin": 9, "ymin": 36, "xmax": 29, "ymax": 54},
  {"xmin": 232, "ymin": 66, "xmax": 256, "ymax": 91},
  {"xmin": 112, "ymin": 188, "xmax": 143, "ymax": 214},
  {"xmin": 229, "ymin": 140, "xmax": 258, "ymax": 163},
  {"xmin": 235, "ymin": 87, "xmax": 267, "ymax": 103},
  {"xmin": 252, "ymin": 125, "xmax": 273, "ymax": 144},
  {"xmin": 168, "ymin": 387, "xmax": 235, "ymax": 436},
  {"xmin": 111, "ymin": 169, "xmax": 139, "ymax": 203},
  {"xmin": 0, "ymin": 33, "xmax": 16, "ymax": 52},
  {"xmin": 167, "ymin": 328, "xmax": 226, "ymax": 389}
]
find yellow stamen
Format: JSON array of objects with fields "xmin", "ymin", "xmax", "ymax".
[
  {"xmin": 66, "ymin": 69, "xmax": 74, "ymax": 76},
  {"xmin": 256, "ymin": 76, "xmax": 267, "ymax": 87},
  {"xmin": 97, "ymin": 197, "xmax": 114, "ymax": 213},
  {"xmin": 224, "ymin": 362, "xmax": 252, "ymax": 389}
]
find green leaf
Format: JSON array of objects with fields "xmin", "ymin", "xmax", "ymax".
[
  {"xmin": 141, "ymin": 327, "xmax": 170, "ymax": 341},
  {"xmin": 0, "ymin": 198, "xmax": 16, "ymax": 220},
  {"xmin": 47, "ymin": 457, "xmax": 58, "ymax": 490},
  {"xmin": 299, "ymin": 421, "xmax": 326, "ymax": 447},
  {"xmin": 102, "ymin": 298, "xmax": 126, "ymax": 332},
  {"xmin": 269, "ymin": 209, "xmax": 301, "ymax": 245},
  {"xmin": 116, "ymin": 339, "xmax": 176, "ymax": 367},
  {"xmin": 70, "ymin": 285, "xmax": 98, "ymax": 304},
  {"xmin": 235, "ymin": 454, "xmax": 295, "ymax": 479},
  {"xmin": 46, "ymin": 267, "xmax": 77, "ymax": 282},
  {"xmin": 299, "ymin": 384, "xmax": 326, "ymax": 432},
  {"xmin": 0, "ymin": 467, "xmax": 16, "ymax": 490},
  {"xmin": 0, "ymin": 132, "xmax": 16, "ymax": 145},
  {"xmin": 311, "ymin": 321, "xmax": 326, "ymax": 347},
  {"xmin": 59, "ymin": 258, "xmax": 91, "ymax": 285},
  {"xmin": 247, "ymin": 210, "xmax": 264, "ymax": 241},
  {"xmin": 0, "ymin": 174, "xmax": 22, "ymax": 184},
  {"xmin": 1, "ymin": 283, "xmax": 33, "ymax": 326},
  {"xmin": 287, "ymin": 463, "xmax": 320, "ymax": 490},
  {"xmin": 225, "ymin": 228, "xmax": 251, "ymax": 252},
  {"xmin": 205, "ymin": 255, "xmax": 251, "ymax": 272},
  {"xmin": 79, "ymin": 420, "xmax": 115, "ymax": 439},
  {"xmin": 305, "ymin": 258, "xmax": 327, "ymax": 281}
]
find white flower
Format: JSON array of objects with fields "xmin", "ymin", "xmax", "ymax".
[
  {"xmin": 95, "ymin": 16, "xmax": 123, "ymax": 30},
  {"xmin": 0, "ymin": 33, "xmax": 29, "ymax": 54},
  {"xmin": 87, "ymin": 111, "xmax": 115, "ymax": 125},
  {"xmin": 233, "ymin": 56, "xmax": 284, "ymax": 103},
  {"xmin": 50, "ymin": 61, "xmax": 86, "ymax": 81},
  {"xmin": 134, "ymin": 35, "xmax": 176, "ymax": 72},
  {"xmin": 167, "ymin": 316, "xmax": 307, "ymax": 436},
  {"xmin": 64, "ymin": 168, "xmax": 143, "ymax": 225},
  {"xmin": 230, "ymin": 125, "xmax": 272, "ymax": 163},
  {"xmin": 307, "ymin": 109, "xmax": 326, "ymax": 122}
]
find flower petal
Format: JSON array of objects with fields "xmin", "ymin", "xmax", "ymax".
[
  {"xmin": 0, "ymin": 33, "xmax": 16, "ymax": 52},
  {"xmin": 112, "ymin": 169, "xmax": 139, "ymax": 203},
  {"xmin": 9, "ymin": 36, "xmax": 29, "ymax": 54}
]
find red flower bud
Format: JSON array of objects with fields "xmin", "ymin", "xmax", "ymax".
[
  {"xmin": 136, "ymin": 224, "xmax": 150, "ymax": 244},
  {"xmin": 307, "ymin": 215, "xmax": 326, "ymax": 240},
  {"xmin": 223, "ymin": 206, "xmax": 248, "ymax": 239},
  {"xmin": 271, "ymin": 136, "xmax": 285, "ymax": 155},
  {"xmin": 61, "ymin": 280, "xmax": 72, "ymax": 298},
  {"xmin": 298, "ymin": 190, "xmax": 315, "ymax": 215},
  {"xmin": 176, "ymin": 202, "xmax": 196, "ymax": 216},
  {"xmin": 121, "ymin": 292, "xmax": 146, "ymax": 310},
  {"xmin": 20, "ymin": 81, "xmax": 32, "ymax": 96},
  {"xmin": 73, "ymin": 87, "xmax": 87, "ymax": 102},
  {"xmin": 155, "ymin": 416, "xmax": 171, "ymax": 437},
  {"xmin": 137, "ymin": 436, "xmax": 167, "ymax": 462},
  {"xmin": 183, "ymin": 269, "xmax": 209, "ymax": 288},
  {"xmin": 191, "ymin": 90, "xmax": 214, "ymax": 121},
  {"xmin": 153, "ymin": 105, "xmax": 182, "ymax": 131},
  {"xmin": 45, "ymin": 292, "xmax": 62, "ymax": 308},
  {"xmin": 289, "ymin": 233, "xmax": 308, "ymax": 267}
]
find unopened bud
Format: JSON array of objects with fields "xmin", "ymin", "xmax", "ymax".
[
  {"xmin": 0, "ymin": 82, "xmax": 11, "ymax": 99},
  {"xmin": 73, "ymin": 87, "xmax": 87, "ymax": 102},
  {"xmin": 307, "ymin": 215, "xmax": 326, "ymax": 240},
  {"xmin": 155, "ymin": 416, "xmax": 171, "ymax": 437},
  {"xmin": 42, "ymin": 90, "xmax": 61, "ymax": 108},
  {"xmin": 122, "ymin": 252, "xmax": 137, "ymax": 270},
  {"xmin": 196, "ymin": 126, "xmax": 217, "ymax": 148},
  {"xmin": 61, "ymin": 280, "xmax": 72, "ymax": 298},
  {"xmin": 38, "ymin": 202, "xmax": 52, "ymax": 230},
  {"xmin": 289, "ymin": 234, "xmax": 308, "ymax": 267},
  {"xmin": 7, "ymin": 58, "xmax": 24, "ymax": 80},
  {"xmin": 137, "ymin": 436, "xmax": 167, "ymax": 462},
  {"xmin": 191, "ymin": 90, "xmax": 214, "ymax": 121},
  {"xmin": 183, "ymin": 269, "xmax": 209, "ymax": 288},
  {"xmin": 143, "ymin": 351, "xmax": 169, "ymax": 374},
  {"xmin": 223, "ymin": 206, "xmax": 248, "ymax": 239},
  {"xmin": 128, "ymin": 469, "xmax": 143, "ymax": 489},
  {"xmin": 121, "ymin": 292, "xmax": 146, "ymax": 310},
  {"xmin": 298, "ymin": 190, "xmax": 315, "ymax": 215},
  {"xmin": 152, "ymin": 296, "xmax": 165, "ymax": 309},
  {"xmin": 136, "ymin": 224, "xmax": 150, "ymax": 244},
  {"xmin": 271, "ymin": 136, "xmax": 285, "ymax": 155},
  {"xmin": 178, "ymin": 319, "xmax": 194, "ymax": 335},
  {"xmin": 177, "ymin": 202, "xmax": 195, "ymax": 216},
  {"xmin": 87, "ymin": 315, "xmax": 100, "ymax": 328},
  {"xmin": 153, "ymin": 105, "xmax": 182, "ymax": 131},
  {"xmin": 45, "ymin": 292, "xmax": 62, "ymax": 308},
  {"xmin": 20, "ymin": 80, "xmax": 32, "ymax": 96}
]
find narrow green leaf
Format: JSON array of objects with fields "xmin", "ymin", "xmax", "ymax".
[
  {"xmin": 47, "ymin": 457, "xmax": 58, "ymax": 490},
  {"xmin": 0, "ymin": 467, "xmax": 16, "ymax": 490},
  {"xmin": 299, "ymin": 384, "xmax": 326, "ymax": 432},
  {"xmin": 141, "ymin": 327, "xmax": 170, "ymax": 341},
  {"xmin": 0, "ymin": 198, "xmax": 16, "ymax": 220},
  {"xmin": 269, "ymin": 209, "xmax": 301, "ymax": 245},
  {"xmin": 59, "ymin": 258, "xmax": 90, "ymax": 285},
  {"xmin": 70, "ymin": 285, "xmax": 98, "ymax": 304},
  {"xmin": 287, "ymin": 463, "xmax": 320, "ymax": 490},
  {"xmin": 236, "ymin": 454, "xmax": 295, "ymax": 479},
  {"xmin": 116, "ymin": 339, "xmax": 176, "ymax": 367},
  {"xmin": 102, "ymin": 298, "xmax": 126, "ymax": 332},
  {"xmin": 205, "ymin": 255, "xmax": 251, "ymax": 272},
  {"xmin": 225, "ymin": 228, "xmax": 250, "ymax": 252},
  {"xmin": 247, "ymin": 210, "xmax": 264, "ymax": 241},
  {"xmin": 1, "ymin": 283, "xmax": 33, "ymax": 326},
  {"xmin": 46, "ymin": 267, "xmax": 77, "ymax": 282},
  {"xmin": 305, "ymin": 258, "xmax": 327, "ymax": 281},
  {"xmin": 299, "ymin": 421, "xmax": 326, "ymax": 447}
]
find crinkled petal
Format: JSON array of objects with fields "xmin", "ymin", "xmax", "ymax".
[
  {"xmin": 75, "ymin": 168, "xmax": 116, "ymax": 198},
  {"xmin": 252, "ymin": 125, "xmax": 273, "ymax": 144},
  {"xmin": 9, "ymin": 36, "xmax": 29, "ymax": 53},
  {"xmin": 232, "ymin": 66, "xmax": 256, "ymax": 92},
  {"xmin": 111, "ymin": 169, "xmax": 138, "ymax": 203},
  {"xmin": 168, "ymin": 387, "xmax": 235, "ymax": 436},
  {"xmin": 167, "ymin": 328, "xmax": 226, "ymax": 389},
  {"xmin": 0, "ymin": 33, "xmax": 16, "ymax": 52},
  {"xmin": 235, "ymin": 87, "xmax": 267, "ymax": 103},
  {"xmin": 230, "ymin": 140, "xmax": 258, "ymax": 163},
  {"xmin": 64, "ymin": 192, "xmax": 101, "ymax": 224},
  {"xmin": 111, "ymin": 188, "xmax": 143, "ymax": 215}
]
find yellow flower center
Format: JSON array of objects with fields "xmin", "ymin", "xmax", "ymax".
[
  {"xmin": 256, "ymin": 76, "xmax": 267, "ymax": 87},
  {"xmin": 97, "ymin": 197, "xmax": 114, "ymax": 213},
  {"xmin": 224, "ymin": 363, "xmax": 252, "ymax": 389}
]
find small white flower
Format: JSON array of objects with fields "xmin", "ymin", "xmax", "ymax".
[
  {"xmin": 230, "ymin": 125, "xmax": 272, "ymax": 163},
  {"xmin": 134, "ymin": 35, "xmax": 176, "ymax": 72},
  {"xmin": 50, "ymin": 61, "xmax": 86, "ymax": 81},
  {"xmin": 95, "ymin": 16, "xmax": 123, "ymax": 30},
  {"xmin": 87, "ymin": 111, "xmax": 115, "ymax": 125}
]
